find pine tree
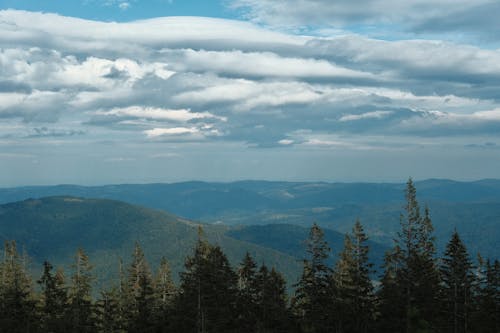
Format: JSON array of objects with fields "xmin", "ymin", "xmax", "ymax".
[
  {"xmin": 440, "ymin": 231, "xmax": 475, "ymax": 333},
  {"xmin": 377, "ymin": 246, "xmax": 406, "ymax": 333},
  {"xmin": 125, "ymin": 243, "xmax": 155, "ymax": 333},
  {"xmin": 0, "ymin": 241, "xmax": 38, "ymax": 333},
  {"xmin": 96, "ymin": 287, "xmax": 128, "ymax": 333},
  {"xmin": 394, "ymin": 178, "xmax": 440, "ymax": 332},
  {"xmin": 37, "ymin": 261, "xmax": 69, "ymax": 333},
  {"xmin": 68, "ymin": 248, "xmax": 95, "ymax": 333},
  {"xmin": 255, "ymin": 264, "xmax": 290, "ymax": 333},
  {"xmin": 174, "ymin": 227, "xmax": 238, "ymax": 333},
  {"xmin": 333, "ymin": 221, "xmax": 375, "ymax": 333},
  {"xmin": 153, "ymin": 257, "xmax": 176, "ymax": 333},
  {"xmin": 236, "ymin": 252, "xmax": 259, "ymax": 333},
  {"xmin": 474, "ymin": 258, "xmax": 500, "ymax": 333},
  {"xmin": 294, "ymin": 223, "xmax": 332, "ymax": 333}
]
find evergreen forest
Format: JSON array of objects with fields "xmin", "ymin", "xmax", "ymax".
[{"xmin": 0, "ymin": 179, "xmax": 499, "ymax": 333}]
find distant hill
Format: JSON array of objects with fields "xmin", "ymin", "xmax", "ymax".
[
  {"xmin": 0, "ymin": 179, "xmax": 499, "ymax": 259},
  {"xmin": 227, "ymin": 224, "xmax": 388, "ymax": 271},
  {"xmin": 0, "ymin": 196, "xmax": 304, "ymax": 289}
]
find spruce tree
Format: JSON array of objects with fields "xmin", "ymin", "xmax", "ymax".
[
  {"xmin": 153, "ymin": 257, "xmax": 176, "ymax": 333},
  {"xmin": 294, "ymin": 223, "xmax": 332, "ymax": 333},
  {"xmin": 236, "ymin": 252, "xmax": 259, "ymax": 333},
  {"xmin": 393, "ymin": 178, "xmax": 440, "ymax": 332},
  {"xmin": 95, "ymin": 288, "xmax": 125, "ymax": 333},
  {"xmin": 125, "ymin": 243, "xmax": 155, "ymax": 333},
  {"xmin": 255, "ymin": 264, "xmax": 290, "ymax": 333},
  {"xmin": 0, "ymin": 241, "xmax": 38, "ymax": 333},
  {"xmin": 440, "ymin": 231, "xmax": 475, "ymax": 333},
  {"xmin": 174, "ymin": 227, "xmax": 238, "ymax": 333},
  {"xmin": 68, "ymin": 248, "xmax": 95, "ymax": 333},
  {"xmin": 37, "ymin": 261, "xmax": 69, "ymax": 333},
  {"xmin": 333, "ymin": 221, "xmax": 375, "ymax": 333},
  {"xmin": 475, "ymin": 258, "xmax": 500, "ymax": 333}
]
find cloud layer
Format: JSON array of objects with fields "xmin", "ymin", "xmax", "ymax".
[{"xmin": 1, "ymin": 9, "xmax": 499, "ymax": 184}]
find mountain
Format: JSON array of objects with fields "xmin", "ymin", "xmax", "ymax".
[
  {"xmin": 227, "ymin": 224, "xmax": 388, "ymax": 271},
  {"xmin": 1, "ymin": 179, "xmax": 499, "ymax": 259},
  {"xmin": 0, "ymin": 196, "xmax": 303, "ymax": 289}
]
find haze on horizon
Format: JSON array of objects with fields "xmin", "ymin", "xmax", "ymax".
[{"xmin": 1, "ymin": 0, "xmax": 500, "ymax": 186}]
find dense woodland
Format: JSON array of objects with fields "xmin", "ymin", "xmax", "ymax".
[{"xmin": 0, "ymin": 179, "xmax": 499, "ymax": 333}]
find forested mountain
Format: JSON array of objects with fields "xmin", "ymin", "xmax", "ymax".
[
  {"xmin": 1, "ymin": 179, "xmax": 499, "ymax": 259},
  {"xmin": 0, "ymin": 196, "xmax": 302, "ymax": 289}
]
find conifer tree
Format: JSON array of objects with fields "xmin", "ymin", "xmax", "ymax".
[
  {"xmin": 333, "ymin": 221, "xmax": 375, "ymax": 333},
  {"xmin": 393, "ymin": 178, "xmax": 440, "ymax": 332},
  {"xmin": 125, "ymin": 243, "xmax": 155, "ymax": 333},
  {"xmin": 474, "ymin": 258, "xmax": 500, "ymax": 333},
  {"xmin": 236, "ymin": 252, "xmax": 259, "ymax": 333},
  {"xmin": 440, "ymin": 231, "xmax": 475, "ymax": 333},
  {"xmin": 294, "ymin": 223, "xmax": 332, "ymax": 333},
  {"xmin": 153, "ymin": 257, "xmax": 176, "ymax": 333},
  {"xmin": 255, "ymin": 264, "xmax": 290, "ymax": 333},
  {"xmin": 377, "ymin": 247, "xmax": 406, "ymax": 333},
  {"xmin": 37, "ymin": 261, "xmax": 69, "ymax": 333},
  {"xmin": 95, "ymin": 287, "xmax": 125, "ymax": 333},
  {"xmin": 68, "ymin": 248, "xmax": 95, "ymax": 333},
  {"xmin": 174, "ymin": 227, "xmax": 238, "ymax": 333},
  {"xmin": 0, "ymin": 241, "xmax": 37, "ymax": 333}
]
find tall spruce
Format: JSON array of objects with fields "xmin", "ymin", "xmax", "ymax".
[
  {"xmin": 153, "ymin": 257, "xmax": 176, "ymax": 332},
  {"xmin": 0, "ymin": 241, "xmax": 37, "ymax": 333},
  {"xmin": 174, "ymin": 227, "xmax": 238, "ymax": 333},
  {"xmin": 125, "ymin": 242, "xmax": 155, "ymax": 333},
  {"xmin": 236, "ymin": 252, "xmax": 259, "ymax": 333},
  {"xmin": 440, "ymin": 231, "xmax": 475, "ymax": 333},
  {"xmin": 38, "ymin": 261, "xmax": 69, "ymax": 333},
  {"xmin": 379, "ymin": 178, "xmax": 440, "ymax": 333},
  {"xmin": 68, "ymin": 248, "xmax": 95, "ymax": 333},
  {"xmin": 333, "ymin": 220, "xmax": 375, "ymax": 333},
  {"xmin": 95, "ymin": 287, "xmax": 125, "ymax": 333},
  {"xmin": 255, "ymin": 264, "xmax": 290, "ymax": 333},
  {"xmin": 294, "ymin": 223, "xmax": 332, "ymax": 333},
  {"xmin": 475, "ymin": 258, "xmax": 500, "ymax": 333}
]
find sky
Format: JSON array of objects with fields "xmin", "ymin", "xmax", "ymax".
[{"xmin": 1, "ymin": 0, "xmax": 500, "ymax": 186}]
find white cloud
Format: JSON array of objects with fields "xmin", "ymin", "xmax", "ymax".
[
  {"xmin": 118, "ymin": 2, "xmax": 131, "ymax": 10},
  {"xmin": 93, "ymin": 106, "xmax": 226, "ymax": 122},
  {"xmin": 339, "ymin": 111, "xmax": 393, "ymax": 122},
  {"xmin": 144, "ymin": 127, "xmax": 199, "ymax": 137}
]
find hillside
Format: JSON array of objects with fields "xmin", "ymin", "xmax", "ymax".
[
  {"xmin": 1, "ymin": 179, "xmax": 499, "ymax": 259},
  {"xmin": 0, "ymin": 196, "xmax": 302, "ymax": 289}
]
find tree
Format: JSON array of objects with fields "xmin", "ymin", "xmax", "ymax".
[
  {"xmin": 440, "ymin": 231, "xmax": 475, "ymax": 333},
  {"xmin": 333, "ymin": 221, "xmax": 375, "ymax": 333},
  {"xmin": 153, "ymin": 257, "xmax": 176, "ymax": 332},
  {"xmin": 174, "ymin": 228, "xmax": 238, "ymax": 333},
  {"xmin": 38, "ymin": 261, "xmax": 69, "ymax": 333},
  {"xmin": 294, "ymin": 223, "xmax": 332, "ymax": 333},
  {"xmin": 68, "ymin": 248, "xmax": 95, "ymax": 333},
  {"xmin": 236, "ymin": 252, "xmax": 259, "ymax": 333},
  {"xmin": 0, "ymin": 241, "xmax": 38, "ymax": 333},
  {"xmin": 474, "ymin": 258, "xmax": 500, "ymax": 333},
  {"xmin": 95, "ymin": 287, "xmax": 125, "ymax": 333},
  {"xmin": 125, "ymin": 243, "xmax": 155, "ymax": 333},
  {"xmin": 398, "ymin": 179, "xmax": 440, "ymax": 332},
  {"xmin": 255, "ymin": 264, "xmax": 290, "ymax": 333}
]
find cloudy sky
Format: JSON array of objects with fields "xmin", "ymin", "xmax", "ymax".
[{"xmin": 1, "ymin": 0, "xmax": 500, "ymax": 186}]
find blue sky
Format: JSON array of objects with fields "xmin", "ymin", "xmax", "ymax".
[
  {"xmin": 1, "ymin": 1, "xmax": 500, "ymax": 185},
  {"xmin": 0, "ymin": 0, "xmax": 235, "ymax": 21}
]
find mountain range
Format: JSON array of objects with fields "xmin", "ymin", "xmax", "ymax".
[{"xmin": 1, "ymin": 179, "xmax": 499, "ymax": 260}]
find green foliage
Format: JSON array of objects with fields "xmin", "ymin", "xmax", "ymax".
[
  {"xmin": 294, "ymin": 223, "xmax": 332, "ymax": 333},
  {"xmin": 0, "ymin": 241, "xmax": 38, "ymax": 333},
  {"xmin": 68, "ymin": 248, "xmax": 95, "ymax": 333},
  {"xmin": 37, "ymin": 261, "xmax": 69, "ymax": 333}
]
